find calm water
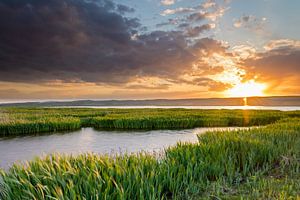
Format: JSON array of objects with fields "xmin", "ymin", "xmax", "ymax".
[
  {"xmin": 0, "ymin": 127, "xmax": 246, "ymax": 169},
  {"xmin": 58, "ymin": 106, "xmax": 300, "ymax": 111}
]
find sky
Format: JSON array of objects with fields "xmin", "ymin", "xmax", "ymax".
[{"xmin": 0, "ymin": 0, "xmax": 299, "ymax": 101}]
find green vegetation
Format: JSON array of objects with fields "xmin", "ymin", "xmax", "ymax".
[
  {"xmin": 1, "ymin": 107, "xmax": 300, "ymax": 136},
  {"xmin": 1, "ymin": 117, "xmax": 299, "ymax": 199}
]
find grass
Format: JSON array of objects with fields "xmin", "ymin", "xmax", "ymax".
[
  {"xmin": 1, "ymin": 107, "xmax": 300, "ymax": 136},
  {"xmin": 0, "ymin": 117, "xmax": 299, "ymax": 199}
]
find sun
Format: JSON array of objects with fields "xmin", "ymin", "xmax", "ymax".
[{"xmin": 226, "ymin": 80, "xmax": 266, "ymax": 97}]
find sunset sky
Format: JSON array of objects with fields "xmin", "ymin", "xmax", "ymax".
[{"xmin": 0, "ymin": 0, "xmax": 299, "ymax": 101}]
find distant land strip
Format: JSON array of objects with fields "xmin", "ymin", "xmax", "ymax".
[{"xmin": 0, "ymin": 96, "xmax": 299, "ymax": 107}]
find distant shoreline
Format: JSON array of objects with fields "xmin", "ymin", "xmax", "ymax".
[{"xmin": 1, "ymin": 96, "xmax": 300, "ymax": 107}]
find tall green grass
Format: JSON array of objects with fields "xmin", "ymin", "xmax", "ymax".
[
  {"xmin": 1, "ymin": 118, "xmax": 299, "ymax": 199},
  {"xmin": 0, "ymin": 117, "xmax": 81, "ymax": 136},
  {"xmin": 1, "ymin": 107, "xmax": 299, "ymax": 135}
]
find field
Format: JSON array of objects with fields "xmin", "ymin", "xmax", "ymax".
[
  {"xmin": 0, "ymin": 107, "xmax": 300, "ymax": 136},
  {"xmin": 0, "ymin": 116, "xmax": 299, "ymax": 199},
  {"xmin": 0, "ymin": 108, "xmax": 300, "ymax": 199}
]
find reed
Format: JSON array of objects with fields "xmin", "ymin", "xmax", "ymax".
[
  {"xmin": 1, "ymin": 107, "xmax": 299, "ymax": 135},
  {"xmin": 0, "ymin": 117, "xmax": 81, "ymax": 136},
  {"xmin": 1, "ymin": 118, "xmax": 299, "ymax": 199}
]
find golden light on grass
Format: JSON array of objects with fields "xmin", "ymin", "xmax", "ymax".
[{"xmin": 226, "ymin": 80, "xmax": 266, "ymax": 98}]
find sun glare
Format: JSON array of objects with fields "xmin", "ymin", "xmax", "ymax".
[{"xmin": 226, "ymin": 80, "xmax": 266, "ymax": 97}]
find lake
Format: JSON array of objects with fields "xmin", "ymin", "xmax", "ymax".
[{"xmin": 0, "ymin": 127, "xmax": 247, "ymax": 169}]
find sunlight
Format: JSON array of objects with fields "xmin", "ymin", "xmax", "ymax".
[
  {"xmin": 243, "ymin": 97, "xmax": 248, "ymax": 106},
  {"xmin": 226, "ymin": 80, "xmax": 266, "ymax": 97}
]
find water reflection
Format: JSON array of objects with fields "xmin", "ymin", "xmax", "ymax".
[{"xmin": 0, "ymin": 127, "xmax": 249, "ymax": 169}]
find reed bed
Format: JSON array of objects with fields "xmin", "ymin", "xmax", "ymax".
[
  {"xmin": 1, "ymin": 107, "xmax": 299, "ymax": 136},
  {"xmin": 1, "ymin": 118, "xmax": 299, "ymax": 199},
  {"xmin": 0, "ymin": 117, "xmax": 81, "ymax": 136}
]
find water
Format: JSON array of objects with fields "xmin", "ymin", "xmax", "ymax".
[
  {"xmin": 57, "ymin": 106, "xmax": 300, "ymax": 111},
  {"xmin": 0, "ymin": 127, "xmax": 246, "ymax": 169}
]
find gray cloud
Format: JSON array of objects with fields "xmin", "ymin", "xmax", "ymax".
[
  {"xmin": 242, "ymin": 43, "xmax": 300, "ymax": 86},
  {"xmin": 158, "ymin": 0, "xmax": 228, "ymax": 27},
  {"xmin": 187, "ymin": 12, "xmax": 207, "ymax": 22},
  {"xmin": 0, "ymin": 0, "xmax": 230, "ymax": 92},
  {"xmin": 117, "ymin": 4, "xmax": 135, "ymax": 14},
  {"xmin": 233, "ymin": 15, "xmax": 267, "ymax": 31},
  {"xmin": 183, "ymin": 77, "xmax": 231, "ymax": 91},
  {"xmin": 185, "ymin": 24, "xmax": 212, "ymax": 37},
  {"xmin": 156, "ymin": 18, "xmax": 180, "ymax": 27},
  {"xmin": 0, "ymin": 0, "xmax": 140, "ymax": 82}
]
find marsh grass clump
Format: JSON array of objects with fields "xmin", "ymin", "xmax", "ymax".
[
  {"xmin": 0, "ymin": 116, "xmax": 81, "ymax": 136},
  {"xmin": 1, "ymin": 118, "xmax": 299, "ymax": 199},
  {"xmin": 0, "ymin": 153, "xmax": 164, "ymax": 200},
  {"xmin": 1, "ymin": 107, "xmax": 299, "ymax": 135}
]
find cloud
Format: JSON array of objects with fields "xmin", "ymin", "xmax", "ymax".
[
  {"xmin": 232, "ymin": 45, "xmax": 256, "ymax": 59},
  {"xmin": 125, "ymin": 84, "xmax": 170, "ymax": 90},
  {"xmin": 241, "ymin": 39, "xmax": 300, "ymax": 92},
  {"xmin": 0, "ymin": 0, "xmax": 141, "ymax": 82},
  {"xmin": 117, "ymin": 4, "xmax": 135, "ymax": 14},
  {"xmin": 263, "ymin": 39, "xmax": 300, "ymax": 51},
  {"xmin": 0, "ymin": 89, "xmax": 23, "ymax": 99},
  {"xmin": 161, "ymin": 7, "xmax": 194, "ymax": 16},
  {"xmin": 0, "ymin": 0, "xmax": 139, "ymax": 83},
  {"xmin": 160, "ymin": 0, "xmax": 228, "ymax": 23},
  {"xmin": 1, "ymin": 0, "xmax": 298, "ymax": 98},
  {"xmin": 184, "ymin": 24, "xmax": 214, "ymax": 37},
  {"xmin": 156, "ymin": 18, "xmax": 180, "ymax": 27},
  {"xmin": 191, "ymin": 38, "xmax": 228, "ymax": 55},
  {"xmin": 187, "ymin": 12, "xmax": 207, "ymax": 22},
  {"xmin": 0, "ymin": 0, "xmax": 233, "ymax": 94},
  {"xmin": 191, "ymin": 77, "xmax": 232, "ymax": 91},
  {"xmin": 161, "ymin": 0, "xmax": 176, "ymax": 6},
  {"xmin": 185, "ymin": 2, "xmax": 228, "ymax": 23},
  {"xmin": 233, "ymin": 15, "xmax": 267, "ymax": 31},
  {"xmin": 203, "ymin": 6, "xmax": 228, "ymax": 22},
  {"xmin": 200, "ymin": 0, "xmax": 216, "ymax": 9}
]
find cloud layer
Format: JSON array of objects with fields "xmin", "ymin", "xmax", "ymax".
[
  {"xmin": 243, "ymin": 40, "xmax": 300, "ymax": 86},
  {"xmin": 0, "ymin": 0, "xmax": 229, "ymax": 92},
  {"xmin": 0, "ymin": 0, "xmax": 299, "ymax": 99}
]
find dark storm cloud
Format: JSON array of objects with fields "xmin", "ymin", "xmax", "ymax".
[
  {"xmin": 0, "ymin": 0, "xmax": 141, "ymax": 82},
  {"xmin": 0, "ymin": 0, "xmax": 139, "ymax": 80},
  {"xmin": 0, "ymin": 0, "xmax": 229, "ymax": 91}
]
